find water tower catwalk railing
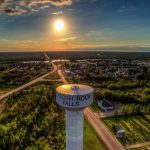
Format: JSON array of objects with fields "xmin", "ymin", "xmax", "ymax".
[{"xmin": 56, "ymin": 84, "xmax": 93, "ymax": 150}]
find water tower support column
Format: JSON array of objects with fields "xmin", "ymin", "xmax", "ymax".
[{"xmin": 66, "ymin": 110, "xmax": 83, "ymax": 150}]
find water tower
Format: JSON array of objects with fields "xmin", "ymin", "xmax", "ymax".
[{"xmin": 56, "ymin": 84, "xmax": 93, "ymax": 150}]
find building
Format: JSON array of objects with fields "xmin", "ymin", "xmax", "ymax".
[
  {"xmin": 116, "ymin": 129, "xmax": 125, "ymax": 137},
  {"xmin": 64, "ymin": 70, "xmax": 74, "ymax": 77},
  {"xmin": 97, "ymin": 99, "xmax": 114, "ymax": 112}
]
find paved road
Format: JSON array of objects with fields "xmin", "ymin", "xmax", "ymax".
[
  {"xmin": 57, "ymin": 69, "xmax": 125, "ymax": 150},
  {"xmin": 84, "ymin": 108, "xmax": 125, "ymax": 150},
  {"xmin": 0, "ymin": 54, "xmax": 57, "ymax": 101},
  {"xmin": 57, "ymin": 69, "xmax": 68, "ymax": 84},
  {"xmin": 126, "ymin": 142, "xmax": 150, "ymax": 149},
  {"xmin": 44, "ymin": 52, "xmax": 50, "ymax": 61}
]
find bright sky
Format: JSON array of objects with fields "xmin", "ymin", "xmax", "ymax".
[{"xmin": 0, "ymin": 0, "xmax": 150, "ymax": 52}]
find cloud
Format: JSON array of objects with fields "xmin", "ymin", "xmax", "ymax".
[
  {"xmin": 52, "ymin": 11, "xmax": 63, "ymax": 15},
  {"xmin": 85, "ymin": 30, "xmax": 103, "ymax": 37},
  {"xmin": 40, "ymin": 5, "xmax": 50, "ymax": 9},
  {"xmin": 118, "ymin": 5, "xmax": 136, "ymax": 13},
  {"xmin": 56, "ymin": 36, "xmax": 77, "ymax": 42},
  {"xmin": 0, "ymin": 0, "xmax": 11, "ymax": 11},
  {"xmin": 4, "ymin": 6, "xmax": 27, "ymax": 16},
  {"xmin": 0, "ymin": 38, "xmax": 38, "ymax": 44},
  {"xmin": 19, "ymin": 0, "xmax": 72, "ymax": 7},
  {"xmin": 0, "ymin": 0, "xmax": 72, "ymax": 15}
]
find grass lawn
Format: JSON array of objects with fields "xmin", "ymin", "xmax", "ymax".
[
  {"xmin": 84, "ymin": 120, "xmax": 107, "ymax": 150},
  {"xmin": 45, "ymin": 72, "xmax": 60, "ymax": 80},
  {"xmin": 102, "ymin": 115, "xmax": 150, "ymax": 145},
  {"xmin": 0, "ymin": 87, "xmax": 13, "ymax": 96}
]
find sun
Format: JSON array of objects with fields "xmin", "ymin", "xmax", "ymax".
[{"xmin": 54, "ymin": 19, "xmax": 64, "ymax": 31}]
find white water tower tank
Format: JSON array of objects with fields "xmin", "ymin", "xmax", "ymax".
[{"xmin": 56, "ymin": 84, "xmax": 94, "ymax": 150}]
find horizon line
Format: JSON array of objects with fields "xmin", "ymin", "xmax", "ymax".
[{"xmin": 0, "ymin": 50, "xmax": 150, "ymax": 53}]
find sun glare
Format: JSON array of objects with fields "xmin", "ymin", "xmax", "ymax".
[{"xmin": 54, "ymin": 19, "xmax": 64, "ymax": 31}]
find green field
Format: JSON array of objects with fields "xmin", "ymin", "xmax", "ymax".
[
  {"xmin": 0, "ymin": 87, "xmax": 13, "ymax": 96},
  {"xmin": 0, "ymin": 82, "xmax": 106, "ymax": 150},
  {"xmin": 45, "ymin": 72, "xmax": 60, "ymax": 80},
  {"xmin": 103, "ymin": 115, "xmax": 150, "ymax": 145},
  {"xmin": 84, "ymin": 120, "xmax": 107, "ymax": 150}
]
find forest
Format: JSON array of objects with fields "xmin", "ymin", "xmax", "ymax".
[{"xmin": 0, "ymin": 83, "xmax": 65, "ymax": 150}]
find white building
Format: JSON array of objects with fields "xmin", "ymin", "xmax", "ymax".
[{"xmin": 97, "ymin": 99, "xmax": 114, "ymax": 112}]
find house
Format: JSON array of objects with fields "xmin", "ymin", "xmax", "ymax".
[
  {"xmin": 97, "ymin": 99, "xmax": 114, "ymax": 112},
  {"xmin": 64, "ymin": 70, "xmax": 74, "ymax": 77},
  {"xmin": 116, "ymin": 129, "xmax": 125, "ymax": 137}
]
